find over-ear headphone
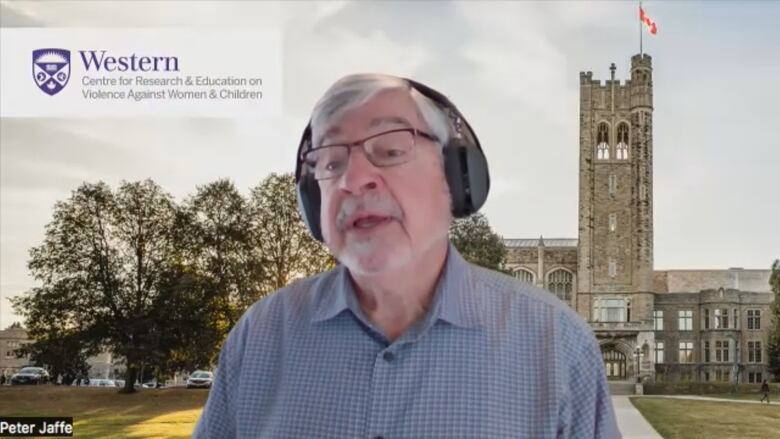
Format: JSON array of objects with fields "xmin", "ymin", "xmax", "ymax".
[{"xmin": 295, "ymin": 77, "xmax": 490, "ymax": 242}]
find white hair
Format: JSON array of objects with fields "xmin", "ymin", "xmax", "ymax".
[{"xmin": 309, "ymin": 73, "xmax": 451, "ymax": 148}]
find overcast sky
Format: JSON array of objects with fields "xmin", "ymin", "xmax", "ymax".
[{"xmin": 1, "ymin": 1, "xmax": 779, "ymax": 327}]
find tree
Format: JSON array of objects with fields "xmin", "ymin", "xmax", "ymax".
[
  {"xmin": 449, "ymin": 212, "xmax": 508, "ymax": 272},
  {"xmin": 179, "ymin": 179, "xmax": 264, "ymax": 336},
  {"xmin": 248, "ymin": 173, "xmax": 336, "ymax": 293},
  {"xmin": 767, "ymin": 259, "xmax": 780, "ymax": 381},
  {"xmin": 12, "ymin": 180, "xmax": 215, "ymax": 393}
]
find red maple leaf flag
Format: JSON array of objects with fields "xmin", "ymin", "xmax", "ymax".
[{"xmin": 640, "ymin": 5, "xmax": 658, "ymax": 35}]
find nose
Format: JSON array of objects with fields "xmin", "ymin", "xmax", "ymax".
[{"xmin": 337, "ymin": 147, "xmax": 381, "ymax": 195}]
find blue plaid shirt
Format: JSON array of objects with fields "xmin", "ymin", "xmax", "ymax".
[{"xmin": 194, "ymin": 244, "xmax": 620, "ymax": 438}]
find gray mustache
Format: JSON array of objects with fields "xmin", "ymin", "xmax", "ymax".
[{"xmin": 336, "ymin": 193, "xmax": 403, "ymax": 231}]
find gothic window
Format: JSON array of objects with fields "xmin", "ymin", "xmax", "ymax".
[
  {"xmin": 596, "ymin": 123, "xmax": 610, "ymax": 160},
  {"xmin": 608, "ymin": 175, "xmax": 617, "ymax": 196},
  {"xmin": 609, "ymin": 213, "xmax": 617, "ymax": 232},
  {"xmin": 602, "ymin": 348, "xmax": 627, "ymax": 380},
  {"xmin": 608, "ymin": 258, "xmax": 617, "ymax": 278},
  {"xmin": 546, "ymin": 269, "xmax": 573, "ymax": 301},
  {"xmin": 639, "ymin": 184, "xmax": 647, "ymax": 200},
  {"xmin": 616, "ymin": 123, "xmax": 629, "ymax": 160},
  {"xmin": 513, "ymin": 268, "xmax": 535, "ymax": 285}
]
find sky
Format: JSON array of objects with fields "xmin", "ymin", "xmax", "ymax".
[{"xmin": 1, "ymin": 1, "xmax": 779, "ymax": 327}]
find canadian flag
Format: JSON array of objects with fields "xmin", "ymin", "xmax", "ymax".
[{"xmin": 640, "ymin": 6, "xmax": 657, "ymax": 35}]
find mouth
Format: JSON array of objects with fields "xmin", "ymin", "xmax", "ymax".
[{"xmin": 348, "ymin": 214, "xmax": 395, "ymax": 232}]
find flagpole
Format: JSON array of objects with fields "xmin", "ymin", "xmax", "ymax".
[{"xmin": 639, "ymin": 1, "xmax": 643, "ymax": 57}]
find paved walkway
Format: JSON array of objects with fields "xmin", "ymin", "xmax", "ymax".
[
  {"xmin": 612, "ymin": 396, "xmax": 662, "ymax": 439},
  {"xmin": 636, "ymin": 394, "xmax": 776, "ymax": 405}
]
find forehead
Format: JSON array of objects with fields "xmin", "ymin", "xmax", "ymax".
[{"xmin": 316, "ymin": 88, "xmax": 428, "ymax": 144}]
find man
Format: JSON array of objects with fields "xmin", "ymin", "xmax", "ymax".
[
  {"xmin": 760, "ymin": 379, "xmax": 770, "ymax": 403},
  {"xmin": 194, "ymin": 74, "xmax": 620, "ymax": 438}
]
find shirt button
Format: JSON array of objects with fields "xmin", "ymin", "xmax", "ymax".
[{"xmin": 383, "ymin": 351, "xmax": 395, "ymax": 362}]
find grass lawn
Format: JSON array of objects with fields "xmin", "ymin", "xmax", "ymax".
[
  {"xmin": 631, "ymin": 396, "xmax": 780, "ymax": 439},
  {"xmin": 0, "ymin": 385, "xmax": 208, "ymax": 438}
]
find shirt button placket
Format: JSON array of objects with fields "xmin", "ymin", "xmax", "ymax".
[{"xmin": 367, "ymin": 349, "xmax": 396, "ymax": 439}]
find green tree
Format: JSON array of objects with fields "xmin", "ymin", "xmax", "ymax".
[
  {"xmin": 179, "ymin": 179, "xmax": 264, "ymax": 337},
  {"xmin": 767, "ymin": 259, "xmax": 780, "ymax": 381},
  {"xmin": 449, "ymin": 212, "xmax": 508, "ymax": 272},
  {"xmin": 12, "ymin": 180, "xmax": 214, "ymax": 393},
  {"xmin": 248, "ymin": 173, "xmax": 336, "ymax": 293}
]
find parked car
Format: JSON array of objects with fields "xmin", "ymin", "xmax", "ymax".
[
  {"xmin": 186, "ymin": 371, "xmax": 214, "ymax": 389},
  {"xmin": 88, "ymin": 379, "xmax": 116, "ymax": 387},
  {"xmin": 10, "ymin": 367, "xmax": 50, "ymax": 385},
  {"xmin": 142, "ymin": 380, "xmax": 167, "ymax": 389}
]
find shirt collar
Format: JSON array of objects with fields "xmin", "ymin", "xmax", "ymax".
[{"xmin": 311, "ymin": 243, "xmax": 484, "ymax": 329}]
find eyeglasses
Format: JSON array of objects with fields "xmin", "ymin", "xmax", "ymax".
[{"xmin": 301, "ymin": 128, "xmax": 438, "ymax": 180}]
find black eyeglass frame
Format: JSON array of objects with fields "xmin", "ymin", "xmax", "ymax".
[{"xmin": 300, "ymin": 127, "xmax": 439, "ymax": 180}]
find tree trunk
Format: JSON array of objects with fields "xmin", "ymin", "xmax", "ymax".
[{"xmin": 119, "ymin": 366, "xmax": 137, "ymax": 394}]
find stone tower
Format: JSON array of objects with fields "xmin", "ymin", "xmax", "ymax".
[{"xmin": 576, "ymin": 54, "xmax": 655, "ymax": 381}]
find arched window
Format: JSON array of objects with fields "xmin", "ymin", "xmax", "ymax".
[
  {"xmin": 546, "ymin": 269, "xmax": 573, "ymax": 301},
  {"xmin": 602, "ymin": 346, "xmax": 627, "ymax": 380},
  {"xmin": 596, "ymin": 123, "xmax": 610, "ymax": 160},
  {"xmin": 513, "ymin": 268, "xmax": 535, "ymax": 285},
  {"xmin": 616, "ymin": 123, "xmax": 629, "ymax": 160}
]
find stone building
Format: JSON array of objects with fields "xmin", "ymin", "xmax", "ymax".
[
  {"xmin": 505, "ymin": 53, "xmax": 775, "ymax": 385},
  {"xmin": 0, "ymin": 323, "xmax": 123, "ymax": 382},
  {"xmin": 0, "ymin": 322, "xmax": 31, "ymax": 378}
]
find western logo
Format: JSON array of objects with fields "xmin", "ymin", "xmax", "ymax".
[{"xmin": 32, "ymin": 48, "xmax": 71, "ymax": 96}]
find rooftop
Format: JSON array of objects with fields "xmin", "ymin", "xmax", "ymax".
[{"xmin": 504, "ymin": 238, "xmax": 578, "ymax": 248}]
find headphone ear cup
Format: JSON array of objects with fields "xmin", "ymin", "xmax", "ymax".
[
  {"xmin": 462, "ymin": 144, "xmax": 490, "ymax": 213},
  {"xmin": 296, "ymin": 176, "xmax": 323, "ymax": 242},
  {"xmin": 442, "ymin": 141, "xmax": 490, "ymax": 218},
  {"xmin": 442, "ymin": 145, "xmax": 468, "ymax": 217}
]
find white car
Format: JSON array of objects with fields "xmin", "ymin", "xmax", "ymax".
[
  {"xmin": 142, "ymin": 381, "xmax": 166, "ymax": 389},
  {"xmin": 70, "ymin": 378, "xmax": 114, "ymax": 387},
  {"xmin": 89, "ymin": 379, "xmax": 116, "ymax": 387},
  {"xmin": 186, "ymin": 371, "xmax": 214, "ymax": 389}
]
